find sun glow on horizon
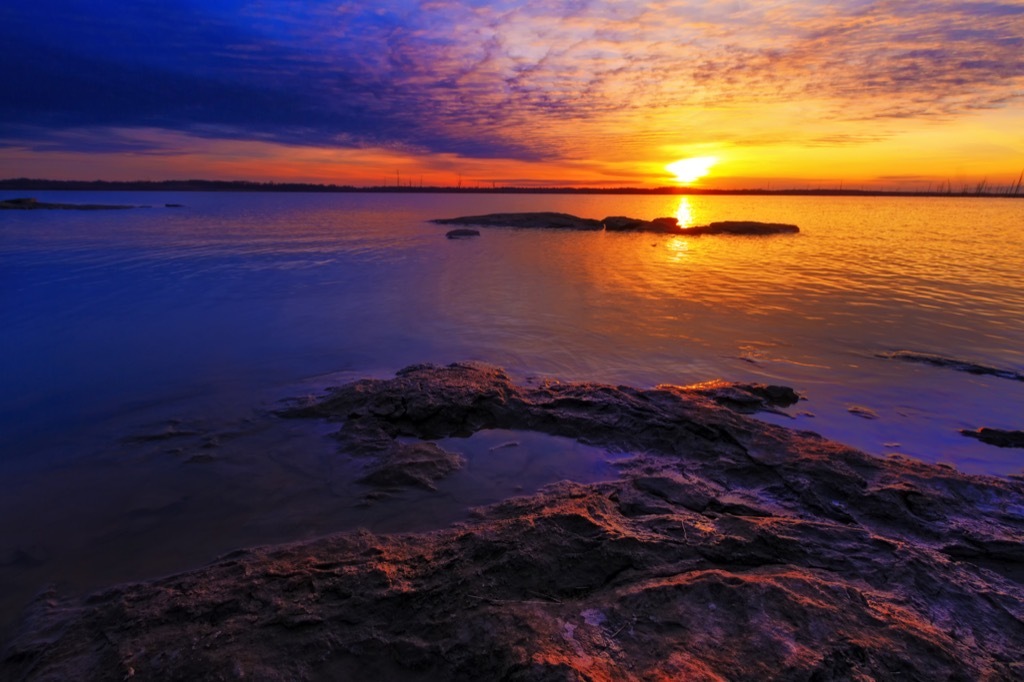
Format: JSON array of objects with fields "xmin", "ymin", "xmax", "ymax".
[{"xmin": 666, "ymin": 156, "xmax": 718, "ymax": 185}]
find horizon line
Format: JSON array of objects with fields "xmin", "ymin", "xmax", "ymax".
[{"xmin": 1, "ymin": 177, "xmax": 1022, "ymax": 199}]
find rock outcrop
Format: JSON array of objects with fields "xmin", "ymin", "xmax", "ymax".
[
  {"xmin": 431, "ymin": 212, "xmax": 800, "ymax": 235},
  {"xmin": 3, "ymin": 363, "xmax": 1022, "ymax": 681}
]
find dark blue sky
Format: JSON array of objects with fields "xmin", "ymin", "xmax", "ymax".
[{"xmin": 1, "ymin": 1, "xmax": 536, "ymax": 157}]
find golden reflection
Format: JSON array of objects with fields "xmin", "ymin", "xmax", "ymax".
[
  {"xmin": 665, "ymin": 236, "xmax": 690, "ymax": 263},
  {"xmin": 675, "ymin": 197, "xmax": 696, "ymax": 227}
]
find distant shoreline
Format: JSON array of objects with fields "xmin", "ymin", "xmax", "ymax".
[{"xmin": 1, "ymin": 178, "xmax": 1022, "ymax": 198}]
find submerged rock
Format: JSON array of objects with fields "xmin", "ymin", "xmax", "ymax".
[
  {"xmin": 432, "ymin": 212, "xmax": 604, "ymax": 230},
  {"xmin": 878, "ymin": 350, "xmax": 1024, "ymax": 382},
  {"xmin": 358, "ymin": 440, "xmax": 465, "ymax": 489},
  {"xmin": 846, "ymin": 404, "xmax": 879, "ymax": 420},
  {"xmin": 445, "ymin": 228, "xmax": 480, "ymax": 239},
  {"xmin": 3, "ymin": 362, "xmax": 1022, "ymax": 681},
  {"xmin": 961, "ymin": 427, "xmax": 1024, "ymax": 449}
]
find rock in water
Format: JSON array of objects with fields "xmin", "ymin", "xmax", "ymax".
[
  {"xmin": 682, "ymin": 220, "xmax": 800, "ymax": 235},
  {"xmin": 358, "ymin": 441, "xmax": 465, "ymax": 488},
  {"xmin": 4, "ymin": 362, "xmax": 1022, "ymax": 681},
  {"xmin": 961, "ymin": 427, "xmax": 1024, "ymax": 448},
  {"xmin": 432, "ymin": 212, "xmax": 604, "ymax": 230},
  {"xmin": 603, "ymin": 215, "xmax": 648, "ymax": 231},
  {"xmin": 445, "ymin": 228, "xmax": 480, "ymax": 239},
  {"xmin": 668, "ymin": 378, "xmax": 801, "ymax": 414},
  {"xmin": 432, "ymin": 213, "xmax": 799, "ymax": 236},
  {"xmin": 603, "ymin": 216, "xmax": 682, "ymax": 233},
  {"xmin": 847, "ymin": 404, "xmax": 880, "ymax": 420},
  {"xmin": 878, "ymin": 350, "xmax": 1024, "ymax": 382}
]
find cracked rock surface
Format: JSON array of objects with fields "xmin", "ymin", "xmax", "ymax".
[{"xmin": 3, "ymin": 363, "xmax": 1023, "ymax": 681}]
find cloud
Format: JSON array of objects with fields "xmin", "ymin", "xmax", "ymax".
[{"xmin": 1, "ymin": 0, "xmax": 1021, "ymax": 164}]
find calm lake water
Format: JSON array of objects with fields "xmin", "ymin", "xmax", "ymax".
[{"xmin": 1, "ymin": 191, "xmax": 1022, "ymax": 632}]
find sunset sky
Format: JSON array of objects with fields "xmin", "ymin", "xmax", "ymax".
[{"xmin": 1, "ymin": 1, "xmax": 1022, "ymax": 189}]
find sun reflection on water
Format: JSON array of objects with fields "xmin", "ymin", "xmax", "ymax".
[
  {"xmin": 665, "ymin": 236, "xmax": 690, "ymax": 263},
  {"xmin": 675, "ymin": 197, "xmax": 696, "ymax": 227}
]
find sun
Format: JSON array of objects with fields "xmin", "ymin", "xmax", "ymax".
[{"xmin": 666, "ymin": 156, "xmax": 718, "ymax": 184}]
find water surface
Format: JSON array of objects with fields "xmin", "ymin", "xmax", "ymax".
[{"xmin": 2, "ymin": 191, "xmax": 1022, "ymax": 633}]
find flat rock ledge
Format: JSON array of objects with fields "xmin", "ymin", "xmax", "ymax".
[
  {"xmin": 4, "ymin": 362, "xmax": 1024, "ymax": 681},
  {"xmin": 432, "ymin": 212, "xmax": 799, "ymax": 235}
]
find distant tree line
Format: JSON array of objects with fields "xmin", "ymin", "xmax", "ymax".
[{"xmin": 1, "ymin": 177, "xmax": 1021, "ymax": 197}]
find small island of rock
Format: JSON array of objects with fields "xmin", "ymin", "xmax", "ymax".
[{"xmin": 432, "ymin": 212, "xmax": 799, "ymax": 235}]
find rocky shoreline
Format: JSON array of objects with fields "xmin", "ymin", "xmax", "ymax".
[{"xmin": 3, "ymin": 363, "xmax": 1023, "ymax": 680}]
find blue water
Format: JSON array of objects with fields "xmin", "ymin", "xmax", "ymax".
[
  {"xmin": 3, "ymin": 191, "xmax": 1021, "ymax": 473},
  {"xmin": 1, "ymin": 191, "xmax": 1022, "ymax": 630}
]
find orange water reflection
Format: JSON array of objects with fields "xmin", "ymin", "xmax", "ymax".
[
  {"xmin": 675, "ymin": 197, "xmax": 697, "ymax": 227},
  {"xmin": 664, "ymin": 236, "xmax": 690, "ymax": 263}
]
